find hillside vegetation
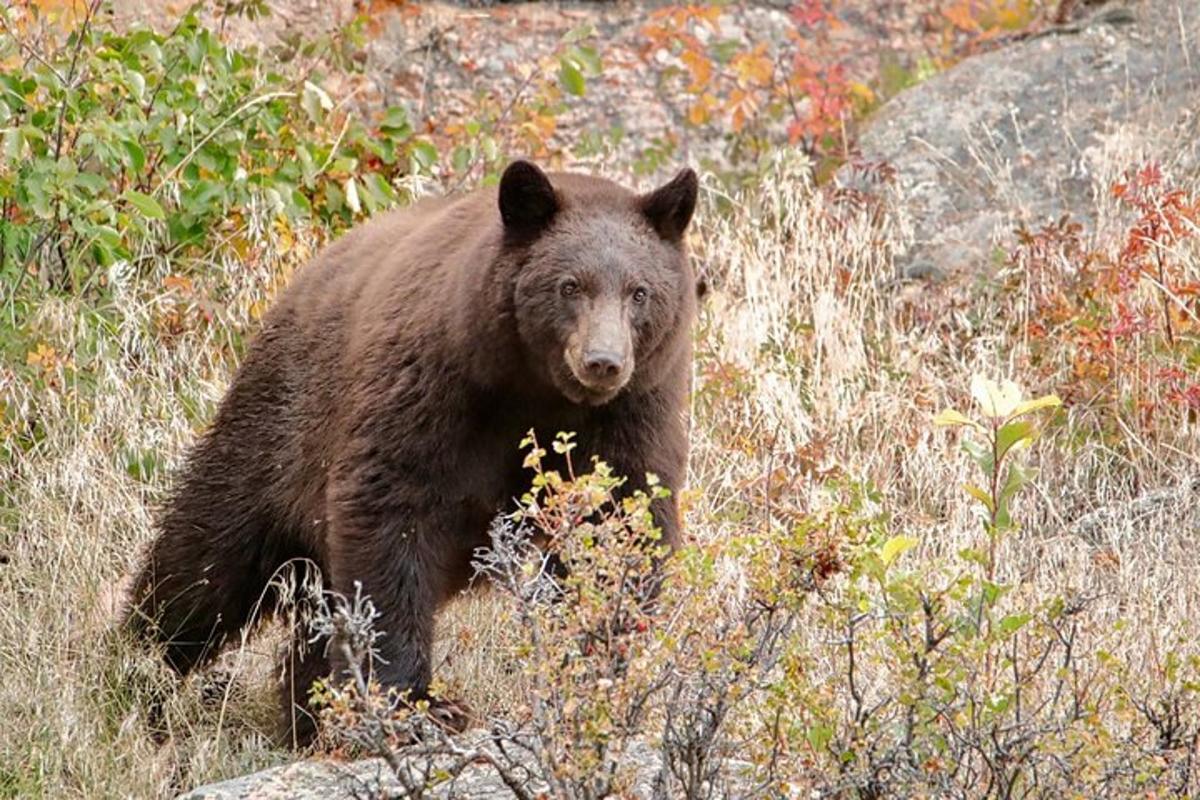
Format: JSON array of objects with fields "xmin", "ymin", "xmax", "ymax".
[{"xmin": 2, "ymin": 2, "xmax": 1198, "ymax": 797}]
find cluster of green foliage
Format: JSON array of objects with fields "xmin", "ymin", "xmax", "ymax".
[{"xmin": 0, "ymin": 4, "xmax": 440, "ymax": 301}]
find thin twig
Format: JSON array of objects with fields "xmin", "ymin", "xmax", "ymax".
[
  {"xmin": 52, "ymin": 0, "xmax": 102, "ymax": 162},
  {"xmin": 448, "ymin": 67, "xmax": 540, "ymax": 194}
]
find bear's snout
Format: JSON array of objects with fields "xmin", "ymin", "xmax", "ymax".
[
  {"xmin": 564, "ymin": 297, "xmax": 633, "ymax": 400},
  {"xmin": 565, "ymin": 342, "xmax": 632, "ymax": 401},
  {"xmin": 582, "ymin": 350, "xmax": 625, "ymax": 382}
]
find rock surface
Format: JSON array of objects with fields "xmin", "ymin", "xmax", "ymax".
[
  {"xmin": 177, "ymin": 735, "xmax": 666, "ymax": 799},
  {"xmin": 840, "ymin": 0, "xmax": 1200, "ymax": 278},
  {"xmin": 178, "ymin": 757, "xmax": 529, "ymax": 800}
]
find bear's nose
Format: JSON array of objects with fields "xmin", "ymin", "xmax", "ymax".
[{"xmin": 582, "ymin": 350, "xmax": 624, "ymax": 381}]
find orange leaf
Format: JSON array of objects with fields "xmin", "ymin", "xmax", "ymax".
[
  {"xmin": 731, "ymin": 45, "xmax": 774, "ymax": 88},
  {"xmin": 942, "ymin": 2, "xmax": 980, "ymax": 32},
  {"xmin": 681, "ymin": 49, "xmax": 713, "ymax": 91}
]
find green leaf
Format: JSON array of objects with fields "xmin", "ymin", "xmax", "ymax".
[
  {"xmin": 89, "ymin": 224, "xmax": 125, "ymax": 265},
  {"xmin": 121, "ymin": 139, "xmax": 146, "ymax": 173},
  {"xmin": 73, "ymin": 172, "xmax": 109, "ymax": 195},
  {"xmin": 961, "ymin": 439, "xmax": 994, "ymax": 475},
  {"xmin": 322, "ymin": 181, "xmax": 344, "ymax": 214},
  {"xmin": 126, "ymin": 69, "xmax": 146, "ymax": 104},
  {"xmin": 571, "ymin": 44, "xmax": 602, "ymax": 75},
  {"xmin": 998, "ymin": 612, "xmax": 1032, "ymax": 635},
  {"xmin": 361, "ymin": 172, "xmax": 397, "ymax": 209},
  {"xmin": 123, "ymin": 190, "xmax": 166, "ymax": 220},
  {"xmin": 806, "ymin": 723, "xmax": 833, "ymax": 750},
  {"xmin": 2, "ymin": 129, "xmax": 21, "ymax": 162},
  {"xmin": 481, "ymin": 135, "xmax": 498, "ymax": 162},
  {"xmin": 995, "ymin": 419, "xmax": 1034, "ymax": 463},
  {"xmin": 379, "ymin": 106, "xmax": 411, "ymax": 135},
  {"xmin": 958, "ymin": 547, "xmax": 989, "ymax": 567},
  {"xmin": 711, "ymin": 38, "xmax": 741, "ymax": 64},
  {"xmin": 451, "ymin": 145, "xmax": 472, "ymax": 173},
  {"xmin": 301, "ymin": 80, "xmax": 333, "ymax": 124},
  {"xmin": 562, "ymin": 23, "xmax": 596, "ymax": 44},
  {"xmin": 880, "ymin": 535, "xmax": 918, "ymax": 567},
  {"xmin": 289, "ymin": 187, "xmax": 312, "ymax": 215},
  {"xmin": 999, "ymin": 462, "xmax": 1033, "ymax": 508},
  {"xmin": 410, "ymin": 140, "xmax": 438, "ymax": 172},
  {"xmin": 91, "ymin": 225, "xmax": 123, "ymax": 250},
  {"xmin": 986, "ymin": 693, "xmax": 1012, "ymax": 714},
  {"xmin": 559, "ymin": 58, "xmax": 586, "ymax": 96},
  {"xmin": 981, "ymin": 580, "xmax": 1006, "ymax": 605},
  {"xmin": 995, "ymin": 502, "xmax": 1012, "ymax": 532}
]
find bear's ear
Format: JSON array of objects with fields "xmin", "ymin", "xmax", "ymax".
[
  {"xmin": 639, "ymin": 167, "xmax": 698, "ymax": 243},
  {"xmin": 499, "ymin": 160, "xmax": 559, "ymax": 239}
]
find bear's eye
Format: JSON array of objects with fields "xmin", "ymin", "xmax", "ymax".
[
  {"xmin": 631, "ymin": 287, "xmax": 649, "ymax": 304},
  {"xmin": 560, "ymin": 279, "xmax": 580, "ymax": 298}
]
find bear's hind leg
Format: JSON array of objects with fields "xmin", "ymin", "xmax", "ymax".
[{"xmin": 126, "ymin": 504, "xmax": 301, "ymax": 677}]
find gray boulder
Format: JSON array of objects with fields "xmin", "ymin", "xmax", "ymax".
[
  {"xmin": 177, "ymin": 734, "xmax": 666, "ymax": 799},
  {"xmin": 178, "ymin": 756, "xmax": 521, "ymax": 800},
  {"xmin": 840, "ymin": 0, "xmax": 1200, "ymax": 279}
]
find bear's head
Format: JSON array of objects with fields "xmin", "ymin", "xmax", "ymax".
[{"xmin": 501, "ymin": 160, "xmax": 698, "ymax": 407}]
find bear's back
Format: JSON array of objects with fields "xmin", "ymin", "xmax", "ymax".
[
  {"xmin": 268, "ymin": 172, "xmax": 640, "ymax": 351},
  {"xmin": 274, "ymin": 190, "xmax": 492, "ymax": 334}
]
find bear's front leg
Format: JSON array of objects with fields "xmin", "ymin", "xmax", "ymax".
[
  {"xmin": 599, "ymin": 394, "xmax": 688, "ymax": 552},
  {"xmin": 324, "ymin": 477, "xmax": 470, "ymax": 733}
]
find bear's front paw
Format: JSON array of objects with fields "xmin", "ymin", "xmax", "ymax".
[
  {"xmin": 395, "ymin": 690, "xmax": 473, "ymax": 736},
  {"xmin": 423, "ymin": 695, "xmax": 472, "ymax": 734}
]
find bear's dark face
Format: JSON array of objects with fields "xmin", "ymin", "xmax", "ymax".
[{"xmin": 501, "ymin": 162, "xmax": 698, "ymax": 407}]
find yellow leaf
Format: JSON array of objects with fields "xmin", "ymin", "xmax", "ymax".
[
  {"xmin": 163, "ymin": 274, "xmax": 193, "ymax": 294},
  {"xmin": 248, "ymin": 300, "xmax": 268, "ymax": 321},
  {"xmin": 848, "ymin": 81, "xmax": 875, "ymax": 105},
  {"xmin": 681, "ymin": 49, "xmax": 712, "ymax": 91},
  {"xmin": 963, "ymin": 483, "xmax": 994, "ymax": 513},
  {"xmin": 731, "ymin": 45, "xmax": 773, "ymax": 87},
  {"xmin": 26, "ymin": 343, "xmax": 57, "ymax": 368},
  {"xmin": 942, "ymin": 2, "xmax": 980, "ymax": 32},
  {"xmin": 933, "ymin": 408, "xmax": 976, "ymax": 427},
  {"xmin": 695, "ymin": 5, "xmax": 723, "ymax": 29},
  {"xmin": 1010, "ymin": 394, "xmax": 1062, "ymax": 419},
  {"xmin": 730, "ymin": 105, "xmax": 746, "ymax": 133},
  {"xmin": 881, "ymin": 535, "xmax": 918, "ymax": 567},
  {"xmin": 970, "ymin": 374, "xmax": 1023, "ymax": 419}
]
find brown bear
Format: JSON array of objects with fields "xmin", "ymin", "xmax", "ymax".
[{"xmin": 125, "ymin": 159, "xmax": 699, "ymax": 745}]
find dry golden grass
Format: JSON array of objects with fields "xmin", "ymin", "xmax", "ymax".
[{"xmin": 2, "ymin": 142, "xmax": 1199, "ymax": 796}]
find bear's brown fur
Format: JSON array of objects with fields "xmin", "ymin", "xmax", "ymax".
[{"xmin": 125, "ymin": 160, "xmax": 699, "ymax": 745}]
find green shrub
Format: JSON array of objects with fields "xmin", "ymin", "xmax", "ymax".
[{"xmin": 0, "ymin": 3, "xmax": 429, "ymax": 298}]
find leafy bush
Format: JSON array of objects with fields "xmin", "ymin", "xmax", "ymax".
[
  {"xmin": 0, "ymin": 2, "xmax": 429, "ymax": 297},
  {"xmin": 639, "ymin": 3, "xmax": 871, "ymax": 173},
  {"xmin": 312, "ymin": 374, "xmax": 1200, "ymax": 798},
  {"xmin": 1009, "ymin": 162, "xmax": 1200, "ymax": 430}
]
